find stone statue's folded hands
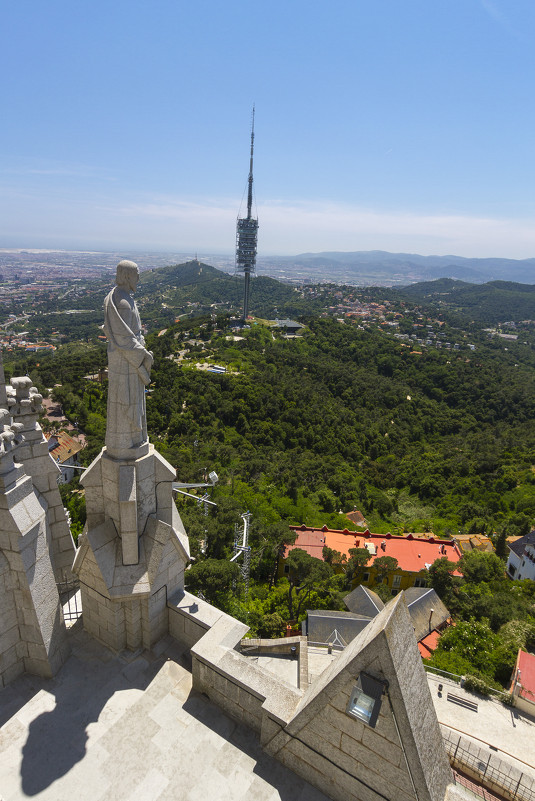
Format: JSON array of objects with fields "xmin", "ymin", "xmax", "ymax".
[{"xmin": 138, "ymin": 350, "xmax": 153, "ymax": 385}]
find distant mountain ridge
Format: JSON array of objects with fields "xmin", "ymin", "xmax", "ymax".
[
  {"xmin": 137, "ymin": 259, "xmax": 535, "ymax": 325},
  {"xmin": 266, "ymin": 250, "xmax": 535, "ymax": 285}
]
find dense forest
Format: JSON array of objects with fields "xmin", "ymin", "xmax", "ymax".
[
  {"xmin": 399, "ymin": 277, "xmax": 535, "ymax": 325},
  {"xmin": 5, "ymin": 269, "xmax": 535, "ymax": 689},
  {"xmin": 7, "ymin": 310, "xmax": 535, "ymax": 540}
]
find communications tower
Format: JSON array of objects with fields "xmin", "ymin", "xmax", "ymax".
[
  {"xmin": 230, "ymin": 512, "xmax": 252, "ymax": 598},
  {"xmin": 236, "ymin": 108, "xmax": 258, "ymax": 322}
]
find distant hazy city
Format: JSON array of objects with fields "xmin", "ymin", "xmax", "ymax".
[{"xmin": 2, "ymin": 246, "xmax": 535, "ymax": 288}]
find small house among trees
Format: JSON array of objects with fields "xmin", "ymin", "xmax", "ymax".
[{"xmin": 510, "ymin": 649, "xmax": 535, "ymax": 716}]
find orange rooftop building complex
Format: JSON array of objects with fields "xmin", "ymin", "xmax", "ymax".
[{"xmin": 283, "ymin": 526, "xmax": 462, "ymax": 595}]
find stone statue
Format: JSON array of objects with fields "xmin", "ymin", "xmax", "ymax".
[{"xmin": 103, "ymin": 260, "xmax": 153, "ymax": 459}]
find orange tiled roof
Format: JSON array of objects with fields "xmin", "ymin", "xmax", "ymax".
[
  {"xmin": 455, "ymin": 533, "xmax": 494, "ymax": 553},
  {"xmin": 285, "ymin": 526, "xmax": 362, "ymax": 560},
  {"xmin": 418, "ymin": 630, "xmax": 442, "ymax": 657},
  {"xmin": 284, "ymin": 528, "xmax": 326, "ymax": 559},
  {"xmin": 285, "ymin": 527, "xmax": 462, "ymax": 573},
  {"xmin": 45, "ymin": 431, "xmax": 84, "ymax": 464},
  {"xmin": 345, "ymin": 510, "xmax": 367, "ymax": 527}
]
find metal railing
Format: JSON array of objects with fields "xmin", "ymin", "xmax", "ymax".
[
  {"xmin": 426, "ymin": 665, "xmax": 514, "ymax": 703},
  {"xmin": 452, "ymin": 769, "xmax": 510, "ymax": 801},
  {"xmin": 424, "ymin": 665, "xmax": 463, "ymax": 683},
  {"xmin": 444, "ymin": 731, "xmax": 535, "ymax": 801},
  {"xmin": 57, "ymin": 577, "xmax": 82, "ymax": 625},
  {"xmin": 307, "ymin": 629, "xmax": 349, "ymax": 652}
]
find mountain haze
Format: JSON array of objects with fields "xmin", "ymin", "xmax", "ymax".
[{"xmin": 265, "ymin": 250, "xmax": 535, "ymax": 285}]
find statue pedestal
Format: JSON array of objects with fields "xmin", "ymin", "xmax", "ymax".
[{"xmin": 73, "ymin": 445, "xmax": 190, "ymax": 652}]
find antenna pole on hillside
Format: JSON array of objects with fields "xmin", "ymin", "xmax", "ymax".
[
  {"xmin": 235, "ymin": 107, "xmax": 258, "ymax": 323},
  {"xmin": 230, "ymin": 512, "xmax": 251, "ymax": 598}
]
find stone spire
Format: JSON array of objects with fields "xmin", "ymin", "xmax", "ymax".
[
  {"xmin": 262, "ymin": 595, "xmax": 453, "ymax": 801},
  {"xmin": 8, "ymin": 376, "xmax": 75, "ymax": 582},
  {"xmin": 0, "ymin": 403, "xmax": 69, "ymax": 687}
]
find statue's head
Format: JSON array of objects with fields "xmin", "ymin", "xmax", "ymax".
[{"xmin": 116, "ymin": 260, "xmax": 139, "ymax": 291}]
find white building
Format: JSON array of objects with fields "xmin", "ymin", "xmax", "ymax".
[{"xmin": 506, "ymin": 530, "xmax": 535, "ymax": 581}]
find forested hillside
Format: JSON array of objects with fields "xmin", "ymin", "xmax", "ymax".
[
  {"xmin": 11, "ymin": 264, "xmax": 535, "ymax": 345},
  {"xmin": 146, "ymin": 318, "xmax": 535, "ymax": 541},
  {"xmin": 400, "ymin": 278, "xmax": 535, "ymax": 324},
  {"xmin": 5, "ymin": 273, "xmax": 535, "ymax": 688},
  {"xmin": 138, "ymin": 260, "xmax": 327, "ymax": 322},
  {"xmin": 10, "ymin": 313, "xmax": 535, "ymax": 544}
]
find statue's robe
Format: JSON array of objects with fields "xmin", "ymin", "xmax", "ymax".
[{"xmin": 103, "ymin": 288, "xmax": 149, "ymax": 458}]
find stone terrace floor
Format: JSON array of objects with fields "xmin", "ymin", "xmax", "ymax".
[{"xmin": 0, "ymin": 625, "xmax": 331, "ymax": 801}]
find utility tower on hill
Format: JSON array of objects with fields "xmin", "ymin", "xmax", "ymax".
[{"xmin": 235, "ymin": 107, "xmax": 258, "ymax": 322}]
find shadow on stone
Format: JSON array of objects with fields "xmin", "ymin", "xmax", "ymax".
[
  {"xmin": 20, "ymin": 649, "xmax": 163, "ymax": 796},
  {"xmin": 0, "ymin": 675, "xmax": 54, "ymax": 729},
  {"xmin": 181, "ymin": 689, "xmax": 320, "ymax": 801}
]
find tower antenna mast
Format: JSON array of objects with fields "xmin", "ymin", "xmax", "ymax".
[
  {"xmin": 236, "ymin": 107, "xmax": 258, "ymax": 322},
  {"xmin": 247, "ymin": 106, "xmax": 255, "ymax": 219}
]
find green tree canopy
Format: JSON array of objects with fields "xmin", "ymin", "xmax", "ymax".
[
  {"xmin": 185, "ymin": 559, "xmax": 239, "ymax": 609},
  {"xmin": 285, "ymin": 548, "xmax": 334, "ymax": 620},
  {"xmin": 458, "ymin": 551, "xmax": 505, "ymax": 584},
  {"xmin": 373, "ymin": 555, "xmax": 398, "ymax": 583},
  {"xmin": 322, "ymin": 546, "xmax": 347, "ymax": 569},
  {"xmin": 435, "ymin": 617, "xmax": 498, "ymax": 675},
  {"xmin": 428, "ymin": 557, "xmax": 457, "ymax": 597},
  {"xmin": 345, "ymin": 547, "xmax": 371, "ymax": 586}
]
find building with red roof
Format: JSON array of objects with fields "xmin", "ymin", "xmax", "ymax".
[
  {"xmin": 282, "ymin": 526, "xmax": 462, "ymax": 595},
  {"xmin": 510, "ymin": 649, "xmax": 535, "ymax": 716},
  {"xmin": 417, "ymin": 630, "xmax": 442, "ymax": 658},
  {"xmin": 45, "ymin": 431, "xmax": 84, "ymax": 483},
  {"xmin": 345, "ymin": 509, "xmax": 367, "ymax": 527}
]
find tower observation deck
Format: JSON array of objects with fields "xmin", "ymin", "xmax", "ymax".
[{"xmin": 236, "ymin": 108, "xmax": 258, "ymax": 322}]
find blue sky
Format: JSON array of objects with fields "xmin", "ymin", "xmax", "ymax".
[{"xmin": 2, "ymin": 1, "xmax": 535, "ymax": 258}]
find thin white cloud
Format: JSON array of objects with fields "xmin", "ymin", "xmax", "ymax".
[
  {"xmin": 2, "ymin": 186, "xmax": 535, "ymax": 258},
  {"xmin": 105, "ymin": 194, "xmax": 535, "ymax": 258},
  {"xmin": 111, "ymin": 197, "xmax": 235, "ymax": 220},
  {"xmin": 0, "ymin": 160, "xmax": 116, "ymax": 181},
  {"xmin": 480, "ymin": 0, "xmax": 526, "ymax": 41},
  {"xmin": 259, "ymin": 201, "xmax": 535, "ymax": 258}
]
